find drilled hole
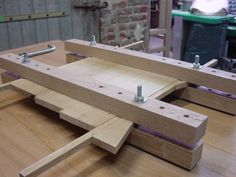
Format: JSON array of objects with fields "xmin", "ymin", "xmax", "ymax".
[
  {"xmin": 28, "ymin": 15, "xmax": 31, "ymax": 19},
  {"xmin": 159, "ymin": 106, "xmax": 165, "ymax": 109},
  {"xmin": 16, "ymin": 58, "xmax": 20, "ymax": 60},
  {"xmin": 35, "ymin": 64, "xmax": 39, "ymax": 66},
  {"xmin": 162, "ymin": 58, "xmax": 166, "ymax": 61},
  {"xmin": 232, "ymin": 75, "xmax": 236, "ymax": 78},
  {"xmin": 208, "ymin": 88, "xmax": 212, "ymax": 91},
  {"xmin": 9, "ymin": 17, "xmax": 13, "ymax": 21},
  {"xmin": 212, "ymin": 70, "xmax": 216, "ymax": 73},
  {"xmin": 99, "ymin": 85, "xmax": 104, "ymax": 88},
  {"xmin": 184, "ymin": 114, "xmax": 190, "ymax": 118},
  {"xmin": 7, "ymin": 55, "xmax": 11, "ymax": 57},
  {"xmin": 178, "ymin": 62, "xmax": 182, "ymax": 64},
  {"xmin": 46, "ymin": 68, "xmax": 51, "ymax": 70},
  {"xmin": 46, "ymin": 14, "xmax": 49, "ymax": 17},
  {"xmin": 118, "ymin": 92, "xmax": 123, "ymax": 94}
]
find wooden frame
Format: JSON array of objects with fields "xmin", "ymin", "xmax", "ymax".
[{"xmin": 0, "ymin": 53, "xmax": 207, "ymax": 145}]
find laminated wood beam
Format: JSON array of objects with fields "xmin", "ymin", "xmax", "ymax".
[
  {"xmin": 0, "ymin": 54, "xmax": 207, "ymax": 145},
  {"xmin": 7, "ymin": 79, "xmax": 203, "ymax": 169},
  {"xmin": 65, "ymin": 39, "xmax": 236, "ymax": 95}
]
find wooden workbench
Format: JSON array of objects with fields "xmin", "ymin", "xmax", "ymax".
[{"xmin": 0, "ymin": 41, "xmax": 236, "ymax": 177}]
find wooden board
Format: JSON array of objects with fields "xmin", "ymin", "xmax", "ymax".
[
  {"xmin": 0, "ymin": 85, "xmax": 235, "ymax": 177},
  {"xmin": 174, "ymin": 87, "xmax": 236, "ymax": 115},
  {"xmin": 61, "ymin": 57, "xmax": 184, "ymax": 98},
  {"xmin": 65, "ymin": 39, "xmax": 236, "ymax": 95},
  {"xmin": 0, "ymin": 54, "xmax": 208, "ymax": 145}
]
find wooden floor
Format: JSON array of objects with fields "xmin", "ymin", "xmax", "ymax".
[{"xmin": 0, "ymin": 87, "xmax": 235, "ymax": 177}]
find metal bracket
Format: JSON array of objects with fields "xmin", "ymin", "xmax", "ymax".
[{"xmin": 19, "ymin": 44, "xmax": 56, "ymax": 58}]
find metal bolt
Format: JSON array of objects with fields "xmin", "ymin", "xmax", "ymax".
[
  {"xmin": 90, "ymin": 35, "xmax": 96, "ymax": 46},
  {"xmin": 22, "ymin": 52, "xmax": 31, "ymax": 63},
  {"xmin": 135, "ymin": 84, "xmax": 147, "ymax": 103},
  {"xmin": 191, "ymin": 55, "xmax": 202, "ymax": 69}
]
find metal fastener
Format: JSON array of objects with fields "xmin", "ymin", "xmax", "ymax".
[
  {"xmin": 191, "ymin": 55, "xmax": 202, "ymax": 69},
  {"xmin": 90, "ymin": 35, "xmax": 96, "ymax": 46},
  {"xmin": 135, "ymin": 84, "xmax": 147, "ymax": 103},
  {"xmin": 22, "ymin": 52, "xmax": 31, "ymax": 63}
]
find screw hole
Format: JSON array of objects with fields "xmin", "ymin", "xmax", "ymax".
[
  {"xmin": 118, "ymin": 92, "xmax": 123, "ymax": 94},
  {"xmin": 16, "ymin": 58, "xmax": 20, "ymax": 60},
  {"xmin": 208, "ymin": 88, "xmax": 212, "ymax": 91},
  {"xmin": 7, "ymin": 55, "xmax": 11, "ymax": 57},
  {"xmin": 232, "ymin": 75, "xmax": 236, "ymax": 78},
  {"xmin": 46, "ymin": 68, "xmax": 51, "ymax": 70},
  {"xmin": 184, "ymin": 114, "xmax": 190, "ymax": 118},
  {"xmin": 178, "ymin": 62, "xmax": 182, "ymax": 64},
  {"xmin": 226, "ymin": 93, "xmax": 232, "ymax": 97},
  {"xmin": 28, "ymin": 15, "xmax": 31, "ymax": 19},
  {"xmin": 159, "ymin": 106, "xmax": 165, "ymax": 109},
  {"xmin": 212, "ymin": 70, "xmax": 216, "ymax": 73},
  {"xmin": 99, "ymin": 85, "xmax": 104, "ymax": 88},
  {"xmin": 162, "ymin": 58, "xmax": 166, "ymax": 61},
  {"xmin": 35, "ymin": 64, "xmax": 39, "ymax": 66}
]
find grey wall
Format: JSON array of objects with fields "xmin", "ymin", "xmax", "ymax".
[{"xmin": 0, "ymin": 0, "xmax": 100, "ymax": 51}]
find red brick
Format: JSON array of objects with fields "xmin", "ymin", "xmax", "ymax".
[
  {"xmin": 119, "ymin": 24, "xmax": 127, "ymax": 31},
  {"xmin": 107, "ymin": 32, "xmax": 115, "ymax": 41},
  {"xmin": 134, "ymin": 5, "xmax": 148, "ymax": 13},
  {"xmin": 120, "ymin": 31, "xmax": 127, "ymax": 39},
  {"xmin": 112, "ymin": 0, "xmax": 128, "ymax": 9},
  {"xmin": 122, "ymin": 7, "xmax": 133, "ymax": 15},
  {"xmin": 131, "ymin": 13, "xmax": 147, "ymax": 21},
  {"xmin": 129, "ymin": 23, "xmax": 137, "ymax": 30}
]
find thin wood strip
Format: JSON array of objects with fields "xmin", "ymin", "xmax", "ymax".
[
  {"xmin": 203, "ymin": 59, "xmax": 218, "ymax": 68},
  {"xmin": 65, "ymin": 39, "xmax": 236, "ymax": 95},
  {"xmin": 20, "ymin": 133, "xmax": 92, "ymax": 177},
  {"xmin": 0, "ymin": 54, "xmax": 208, "ymax": 145}
]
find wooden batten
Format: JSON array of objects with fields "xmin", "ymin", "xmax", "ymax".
[
  {"xmin": 65, "ymin": 39, "xmax": 236, "ymax": 95},
  {"xmin": 0, "ymin": 54, "xmax": 208, "ymax": 145}
]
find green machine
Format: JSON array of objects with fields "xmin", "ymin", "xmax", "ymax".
[{"xmin": 172, "ymin": 10, "xmax": 234, "ymax": 65}]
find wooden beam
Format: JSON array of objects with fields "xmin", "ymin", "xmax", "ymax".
[
  {"xmin": 7, "ymin": 79, "xmax": 203, "ymax": 169},
  {"xmin": 0, "ymin": 54, "xmax": 207, "ymax": 145},
  {"xmin": 65, "ymin": 39, "xmax": 236, "ymax": 95},
  {"xmin": 20, "ymin": 117, "xmax": 133, "ymax": 177},
  {"xmin": 174, "ymin": 87, "xmax": 236, "ymax": 115}
]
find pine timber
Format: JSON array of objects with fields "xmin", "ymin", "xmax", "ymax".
[
  {"xmin": 0, "ymin": 54, "xmax": 208, "ymax": 145},
  {"xmin": 65, "ymin": 39, "xmax": 236, "ymax": 95},
  {"xmin": 174, "ymin": 87, "xmax": 236, "ymax": 115},
  {"xmin": 3, "ymin": 79, "xmax": 203, "ymax": 170}
]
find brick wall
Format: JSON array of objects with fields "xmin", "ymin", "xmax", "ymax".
[{"xmin": 100, "ymin": 0, "xmax": 149, "ymax": 46}]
